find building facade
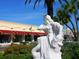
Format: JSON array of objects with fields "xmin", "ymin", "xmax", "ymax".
[{"xmin": 0, "ymin": 21, "xmax": 46, "ymax": 46}]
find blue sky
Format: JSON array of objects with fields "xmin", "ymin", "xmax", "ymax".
[
  {"xmin": 0, "ymin": 0, "xmax": 61, "ymax": 25},
  {"xmin": 0, "ymin": 0, "xmax": 47, "ymax": 25},
  {"xmin": 0, "ymin": 0, "xmax": 61, "ymax": 26},
  {"xmin": 0, "ymin": 0, "xmax": 78, "ymax": 30}
]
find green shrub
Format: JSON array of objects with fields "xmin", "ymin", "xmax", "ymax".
[
  {"xmin": 3, "ymin": 43, "xmax": 33, "ymax": 59},
  {"xmin": 1, "ymin": 41, "xmax": 79, "ymax": 59},
  {"xmin": 4, "ymin": 43, "xmax": 33, "ymax": 55},
  {"xmin": 0, "ymin": 52, "xmax": 4, "ymax": 59},
  {"xmin": 2, "ymin": 54, "xmax": 32, "ymax": 59},
  {"xmin": 62, "ymin": 42, "xmax": 79, "ymax": 59}
]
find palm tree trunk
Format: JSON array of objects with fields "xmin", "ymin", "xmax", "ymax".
[
  {"xmin": 46, "ymin": 0, "xmax": 53, "ymax": 18},
  {"xmin": 47, "ymin": 5, "xmax": 53, "ymax": 18},
  {"xmin": 74, "ymin": 14, "xmax": 78, "ymax": 41},
  {"xmin": 62, "ymin": 18, "xmax": 77, "ymax": 41},
  {"xmin": 69, "ymin": 19, "xmax": 77, "ymax": 41},
  {"xmin": 65, "ymin": 23, "xmax": 77, "ymax": 41}
]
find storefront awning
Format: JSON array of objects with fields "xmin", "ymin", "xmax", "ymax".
[
  {"xmin": 0, "ymin": 30, "xmax": 46, "ymax": 36},
  {"xmin": 0, "ymin": 21, "xmax": 46, "ymax": 36}
]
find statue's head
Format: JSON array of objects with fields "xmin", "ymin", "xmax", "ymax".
[
  {"xmin": 45, "ymin": 15, "xmax": 51, "ymax": 20},
  {"xmin": 44, "ymin": 15, "xmax": 53, "ymax": 25}
]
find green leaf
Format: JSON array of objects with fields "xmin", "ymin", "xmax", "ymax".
[
  {"xmin": 66, "ymin": 18, "xmax": 70, "ymax": 23},
  {"xmin": 71, "ymin": 0, "xmax": 76, "ymax": 4},
  {"xmin": 57, "ymin": 10, "xmax": 62, "ymax": 16},
  {"xmin": 64, "ymin": 4, "xmax": 69, "ymax": 10},
  {"xmin": 69, "ymin": 6, "xmax": 76, "ymax": 13},
  {"xmin": 72, "ymin": 6, "xmax": 76, "ymax": 13}
]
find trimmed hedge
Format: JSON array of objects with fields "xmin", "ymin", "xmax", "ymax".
[
  {"xmin": 0, "ymin": 42, "xmax": 79, "ymax": 59},
  {"xmin": 2, "ymin": 54, "xmax": 32, "ymax": 59},
  {"xmin": 62, "ymin": 42, "xmax": 79, "ymax": 59},
  {"xmin": 3, "ymin": 43, "xmax": 34, "ymax": 59},
  {"xmin": 4, "ymin": 44, "xmax": 32, "ymax": 55}
]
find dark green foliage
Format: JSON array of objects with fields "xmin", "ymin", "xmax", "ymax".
[
  {"xmin": 71, "ymin": 0, "xmax": 76, "ymax": 4},
  {"xmin": 0, "ymin": 52, "xmax": 4, "ymax": 59},
  {"xmin": 62, "ymin": 42, "xmax": 79, "ymax": 59},
  {"xmin": 2, "ymin": 43, "xmax": 34, "ymax": 59},
  {"xmin": 57, "ymin": 0, "xmax": 79, "ymax": 41},
  {"xmin": 4, "ymin": 43, "xmax": 33, "ymax": 54},
  {"xmin": 2, "ymin": 54, "xmax": 32, "ymax": 59},
  {"xmin": 0, "ymin": 42, "xmax": 79, "ymax": 59}
]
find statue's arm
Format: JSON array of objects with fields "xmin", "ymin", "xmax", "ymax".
[
  {"xmin": 58, "ymin": 25, "xmax": 63, "ymax": 35},
  {"xmin": 32, "ymin": 37, "xmax": 41, "ymax": 53},
  {"xmin": 38, "ymin": 24, "xmax": 49, "ymax": 30},
  {"xmin": 55, "ymin": 23, "xmax": 64, "ymax": 46},
  {"xmin": 31, "ymin": 43, "xmax": 41, "ymax": 58},
  {"xmin": 55, "ymin": 23, "xmax": 64, "ymax": 40},
  {"xmin": 32, "ymin": 43, "xmax": 40, "ymax": 52},
  {"xmin": 47, "ymin": 18, "xmax": 54, "ymax": 24},
  {"xmin": 53, "ymin": 22, "xmax": 63, "ymax": 36}
]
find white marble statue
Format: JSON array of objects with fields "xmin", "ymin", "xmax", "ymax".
[{"xmin": 32, "ymin": 15, "xmax": 64, "ymax": 59}]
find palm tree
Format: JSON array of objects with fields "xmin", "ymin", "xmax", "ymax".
[
  {"xmin": 57, "ymin": 0, "xmax": 79, "ymax": 41},
  {"xmin": 25, "ymin": 0, "xmax": 79, "ymax": 41},
  {"xmin": 25, "ymin": 0, "xmax": 54, "ymax": 18},
  {"xmin": 25, "ymin": 0, "xmax": 64, "ymax": 18}
]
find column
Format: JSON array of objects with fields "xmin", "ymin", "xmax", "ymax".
[
  {"xmin": 10, "ymin": 34, "xmax": 14, "ymax": 43},
  {"xmin": 22, "ymin": 35, "xmax": 25, "ymax": 42},
  {"xmin": 31, "ymin": 34, "xmax": 34, "ymax": 42}
]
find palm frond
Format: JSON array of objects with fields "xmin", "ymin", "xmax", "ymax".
[
  {"xmin": 58, "ymin": 0, "xmax": 62, "ymax": 4},
  {"xmin": 25, "ymin": 0, "xmax": 28, "ymax": 4},
  {"xmin": 25, "ymin": 0, "xmax": 42, "ymax": 8},
  {"xmin": 63, "ymin": 0, "xmax": 69, "ymax": 4},
  {"xmin": 38, "ymin": 0, "xmax": 42, "ymax": 3},
  {"xmin": 33, "ymin": 0, "xmax": 42, "ymax": 8},
  {"xmin": 34, "ymin": 0, "xmax": 39, "ymax": 8},
  {"xmin": 25, "ymin": 0, "xmax": 32, "ymax": 4}
]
